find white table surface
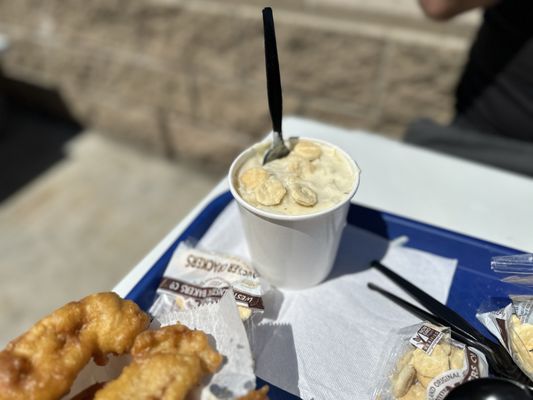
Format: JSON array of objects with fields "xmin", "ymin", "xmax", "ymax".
[{"xmin": 114, "ymin": 116, "xmax": 533, "ymax": 296}]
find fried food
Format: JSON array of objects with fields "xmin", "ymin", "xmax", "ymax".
[
  {"xmin": 93, "ymin": 324, "xmax": 222, "ymax": 400},
  {"xmin": 76, "ymin": 383, "xmax": 270, "ymax": 400},
  {"xmin": 0, "ymin": 292, "xmax": 149, "ymax": 400}
]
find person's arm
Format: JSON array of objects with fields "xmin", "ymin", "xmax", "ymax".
[{"xmin": 418, "ymin": 0, "xmax": 498, "ymax": 20}]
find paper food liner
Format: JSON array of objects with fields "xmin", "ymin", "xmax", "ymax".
[
  {"xmin": 157, "ymin": 289, "xmax": 256, "ymax": 399},
  {"xmin": 64, "ymin": 356, "xmax": 130, "ymax": 399}
]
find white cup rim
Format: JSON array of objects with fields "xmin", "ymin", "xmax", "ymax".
[{"xmin": 228, "ymin": 136, "xmax": 361, "ymax": 221}]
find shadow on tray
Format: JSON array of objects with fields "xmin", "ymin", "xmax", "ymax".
[
  {"xmin": 326, "ymin": 224, "xmax": 389, "ymax": 281},
  {"xmin": 251, "ymin": 322, "xmax": 300, "ymax": 398}
]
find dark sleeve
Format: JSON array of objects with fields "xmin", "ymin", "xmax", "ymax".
[{"xmin": 454, "ymin": 0, "xmax": 533, "ymax": 141}]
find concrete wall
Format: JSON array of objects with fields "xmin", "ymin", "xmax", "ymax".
[{"xmin": 0, "ymin": 0, "xmax": 478, "ymax": 168}]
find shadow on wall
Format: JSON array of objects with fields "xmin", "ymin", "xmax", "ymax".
[{"xmin": 0, "ymin": 71, "xmax": 83, "ymax": 202}]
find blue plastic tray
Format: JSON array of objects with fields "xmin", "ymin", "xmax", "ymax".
[{"xmin": 126, "ymin": 191, "xmax": 529, "ymax": 399}]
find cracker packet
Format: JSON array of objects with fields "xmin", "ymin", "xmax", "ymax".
[
  {"xmin": 149, "ymin": 242, "xmax": 266, "ymax": 322},
  {"xmin": 373, "ymin": 322, "xmax": 488, "ymax": 400},
  {"xmin": 491, "ymin": 254, "xmax": 533, "ymax": 286},
  {"xmin": 477, "ymin": 295, "xmax": 533, "ymax": 380}
]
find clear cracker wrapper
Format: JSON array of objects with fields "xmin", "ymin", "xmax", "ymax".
[
  {"xmin": 491, "ymin": 254, "xmax": 533, "ymax": 286},
  {"xmin": 150, "ymin": 242, "xmax": 265, "ymax": 321},
  {"xmin": 477, "ymin": 295, "xmax": 533, "ymax": 380},
  {"xmin": 491, "ymin": 254, "xmax": 533, "ymax": 274},
  {"xmin": 373, "ymin": 322, "xmax": 488, "ymax": 400}
]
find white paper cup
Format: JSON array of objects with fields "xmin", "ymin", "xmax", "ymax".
[{"xmin": 228, "ymin": 138, "xmax": 360, "ymax": 289}]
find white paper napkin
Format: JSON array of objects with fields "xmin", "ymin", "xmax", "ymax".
[
  {"xmin": 159, "ymin": 290, "xmax": 256, "ymax": 399},
  {"xmin": 198, "ymin": 202, "xmax": 457, "ymax": 400}
]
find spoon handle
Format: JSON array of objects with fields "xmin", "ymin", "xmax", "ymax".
[
  {"xmin": 372, "ymin": 260, "xmax": 482, "ymax": 342},
  {"xmin": 262, "ymin": 7, "xmax": 283, "ymax": 139}
]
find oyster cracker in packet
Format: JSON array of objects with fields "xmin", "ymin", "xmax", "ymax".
[
  {"xmin": 150, "ymin": 241, "xmax": 265, "ymax": 322},
  {"xmin": 477, "ymin": 295, "xmax": 533, "ymax": 379},
  {"xmin": 373, "ymin": 322, "xmax": 488, "ymax": 400}
]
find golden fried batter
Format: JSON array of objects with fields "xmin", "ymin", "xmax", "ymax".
[
  {"xmin": 93, "ymin": 324, "xmax": 222, "ymax": 400},
  {"xmin": 129, "ymin": 323, "xmax": 222, "ymax": 370},
  {"xmin": 0, "ymin": 292, "xmax": 149, "ymax": 400}
]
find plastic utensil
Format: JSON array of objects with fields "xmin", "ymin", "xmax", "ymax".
[
  {"xmin": 262, "ymin": 7, "xmax": 290, "ymax": 165},
  {"xmin": 372, "ymin": 260, "xmax": 480, "ymax": 341}
]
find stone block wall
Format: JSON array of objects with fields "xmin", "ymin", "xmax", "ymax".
[{"xmin": 0, "ymin": 0, "xmax": 477, "ymax": 168}]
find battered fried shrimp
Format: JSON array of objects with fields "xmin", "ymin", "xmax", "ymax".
[
  {"xmin": 129, "ymin": 323, "xmax": 222, "ymax": 370},
  {"xmin": 0, "ymin": 292, "xmax": 149, "ymax": 400},
  {"xmin": 93, "ymin": 324, "xmax": 222, "ymax": 400}
]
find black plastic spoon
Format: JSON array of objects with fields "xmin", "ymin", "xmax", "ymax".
[
  {"xmin": 445, "ymin": 378, "xmax": 533, "ymax": 400},
  {"xmin": 262, "ymin": 7, "xmax": 290, "ymax": 165}
]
